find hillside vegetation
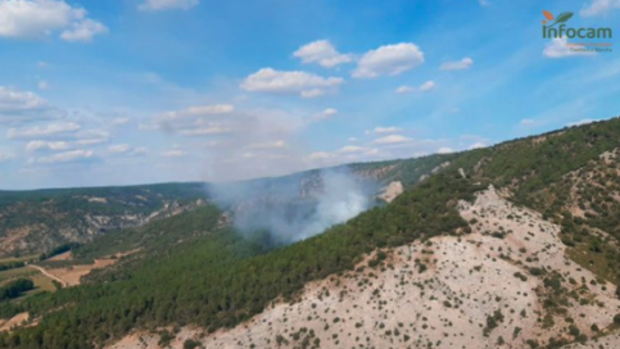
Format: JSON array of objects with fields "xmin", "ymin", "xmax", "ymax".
[
  {"xmin": 0, "ymin": 183, "xmax": 207, "ymax": 257},
  {"xmin": 1, "ymin": 116, "xmax": 619, "ymax": 348},
  {"xmin": 0, "ymin": 155, "xmax": 452, "ymax": 259}
]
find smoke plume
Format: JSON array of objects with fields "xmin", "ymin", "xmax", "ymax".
[{"xmin": 207, "ymin": 167, "xmax": 372, "ymax": 245}]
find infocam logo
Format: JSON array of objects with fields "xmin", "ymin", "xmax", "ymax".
[{"xmin": 542, "ymin": 10, "xmax": 613, "ymax": 53}]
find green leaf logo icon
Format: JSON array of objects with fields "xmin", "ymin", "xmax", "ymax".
[{"xmin": 548, "ymin": 12, "xmax": 574, "ymax": 27}]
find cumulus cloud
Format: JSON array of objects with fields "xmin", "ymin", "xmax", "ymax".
[
  {"xmin": 294, "ymin": 40, "xmax": 353, "ymax": 68},
  {"xmin": 60, "ymin": 18, "xmax": 108, "ymax": 42},
  {"xmin": 178, "ymin": 126, "xmax": 232, "ymax": 136},
  {"xmin": 74, "ymin": 128, "xmax": 110, "ymax": 145},
  {"xmin": 567, "ymin": 118, "xmax": 598, "ymax": 127},
  {"xmin": 108, "ymin": 144, "xmax": 147, "ymax": 156},
  {"xmin": 38, "ymin": 80, "xmax": 49, "ymax": 90},
  {"xmin": 368, "ymin": 126, "xmax": 402, "ymax": 134},
  {"xmin": 161, "ymin": 149, "xmax": 187, "ymax": 158},
  {"xmin": 312, "ymin": 108, "xmax": 338, "ymax": 121},
  {"xmin": 437, "ymin": 147, "xmax": 454, "ymax": 154},
  {"xmin": 241, "ymin": 68, "xmax": 344, "ymax": 97},
  {"xmin": 111, "ymin": 117, "xmax": 130, "ymax": 126},
  {"xmin": 138, "ymin": 0, "xmax": 199, "ymax": 11},
  {"xmin": 520, "ymin": 119, "xmax": 535, "ymax": 125},
  {"xmin": 440, "ymin": 57, "xmax": 473, "ymax": 70},
  {"xmin": 353, "ymin": 43, "xmax": 424, "ymax": 78},
  {"xmin": 26, "ymin": 140, "xmax": 70, "ymax": 152},
  {"xmin": 7, "ymin": 122, "xmax": 80, "ymax": 139},
  {"xmin": 469, "ymin": 142, "xmax": 486, "ymax": 150},
  {"xmin": 581, "ymin": 0, "xmax": 620, "ymax": 16},
  {"xmin": 0, "ymin": 86, "xmax": 57, "ymax": 124},
  {"xmin": 157, "ymin": 104, "xmax": 236, "ymax": 137},
  {"xmin": 108, "ymin": 144, "xmax": 131, "ymax": 154},
  {"xmin": 543, "ymin": 37, "xmax": 596, "ymax": 58},
  {"xmin": 0, "ymin": 0, "xmax": 107, "ymax": 42},
  {"xmin": 338, "ymin": 145, "xmax": 364, "ymax": 153},
  {"xmin": 396, "ymin": 80, "xmax": 436, "ymax": 94},
  {"xmin": 162, "ymin": 104, "xmax": 235, "ymax": 119},
  {"xmin": 35, "ymin": 149, "xmax": 93, "ymax": 164},
  {"xmin": 0, "ymin": 150, "xmax": 15, "ymax": 162},
  {"xmin": 395, "ymin": 85, "xmax": 415, "ymax": 94},
  {"xmin": 419, "ymin": 80, "xmax": 436, "ymax": 92},
  {"xmin": 308, "ymin": 151, "xmax": 334, "ymax": 160},
  {"xmin": 373, "ymin": 134, "xmax": 411, "ymax": 144},
  {"xmin": 300, "ymin": 89, "xmax": 325, "ymax": 99},
  {"xmin": 248, "ymin": 140, "xmax": 286, "ymax": 149}
]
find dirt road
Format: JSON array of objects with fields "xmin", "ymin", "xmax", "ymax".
[{"xmin": 27, "ymin": 265, "xmax": 68, "ymax": 288}]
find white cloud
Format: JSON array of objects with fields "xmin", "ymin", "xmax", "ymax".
[
  {"xmin": 300, "ymin": 89, "xmax": 325, "ymax": 99},
  {"xmin": 158, "ymin": 104, "xmax": 236, "ymax": 137},
  {"xmin": 395, "ymin": 80, "xmax": 435, "ymax": 94},
  {"xmin": 139, "ymin": 0, "xmax": 199, "ymax": 11},
  {"xmin": 108, "ymin": 144, "xmax": 131, "ymax": 154},
  {"xmin": 38, "ymin": 80, "xmax": 49, "ymax": 90},
  {"xmin": 7, "ymin": 122, "xmax": 80, "ymax": 139},
  {"xmin": 36, "ymin": 149, "xmax": 93, "ymax": 163},
  {"xmin": 581, "ymin": 0, "xmax": 620, "ymax": 16},
  {"xmin": 338, "ymin": 145, "xmax": 364, "ymax": 153},
  {"xmin": 26, "ymin": 140, "xmax": 70, "ymax": 152},
  {"xmin": 353, "ymin": 43, "xmax": 424, "ymax": 78},
  {"xmin": 373, "ymin": 134, "xmax": 411, "ymax": 144},
  {"xmin": 370, "ymin": 126, "xmax": 402, "ymax": 134},
  {"xmin": 128, "ymin": 147, "xmax": 148, "ymax": 156},
  {"xmin": 76, "ymin": 138, "xmax": 108, "ymax": 145},
  {"xmin": 161, "ymin": 149, "xmax": 187, "ymax": 158},
  {"xmin": 312, "ymin": 108, "xmax": 338, "ymax": 121},
  {"xmin": 0, "ymin": 86, "xmax": 47, "ymax": 111},
  {"xmin": 440, "ymin": 57, "xmax": 473, "ymax": 71},
  {"xmin": 0, "ymin": 86, "xmax": 55, "ymax": 123},
  {"xmin": 308, "ymin": 151, "xmax": 334, "ymax": 160},
  {"xmin": 437, "ymin": 147, "xmax": 453, "ymax": 154},
  {"xmin": 60, "ymin": 18, "xmax": 108, "ymax": 43},
  {"xmin": 419, "ymin": 80, "xmax": 436, "ymax": 92},
  {"xmin": 163, "ymin": 104, "xmax": 234, "ymax": 119},
  {"xmin": 108, "ymin": 144, "xmax": 147, "ymax": 156},
  {"xmin": 469, "ymin": 142, "xmax": 486, "ymax": 150},
  {"xmin": 294, "ymin": 40, "xmax": 352, "ymax": 68},
  {"xmin": 0, "ymin": 150, "xmax": 15, "ymax": 162},
  {"xmin": 567, "ymin": 118, "xmax": 598, "ymax": 127},
  {"xmin": 112, "ymin": 117, "xmax": 130, "ymax": 125},
  {"xmin": 395, "ymin": 85, "xmax": 415, "ymax": 94},
  {"xmin": 543, "ymin": 37, "xmax": 596, "ymax": 58},
  {"xmin": 365, "ymin": 148, "xmax": 380, "ymax": 156},
  {"xmin": 520, "ymin": 119, "xmax": 535, "ymax": 125},
  {"xmin": 241, "ymin": 68, "xmax": 344, "ymax": 97},
  {"xmin": 248, "ymin": 140, "xmax": 286, "ymax": 149},
  {"xmin": 74, "ymin": 129, "xmax": 110, "ymax": 145},
  {"xmin": 178, "ymin": 126, "xmax": 232, "ymax": 136},
  {"xmin": 0, "ymin": 0, "xmax": 107, "ymax": 42}
]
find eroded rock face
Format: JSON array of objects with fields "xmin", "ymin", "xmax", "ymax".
[
  {"xmin": 378, "ymin": 181, "xmax": 404, "ymax": 203},
  {"xmin": 0, "ymin": 198, "xmax": 205, "ymax": 257},
  {"xmin": 108, "ymin": 187, "xmax": 620, "ymax": 349}
]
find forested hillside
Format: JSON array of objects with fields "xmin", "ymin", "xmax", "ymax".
[
  {"xmin": 0, "ymin": 183, "xmax": 207, "ymax": 257},
  {"xmin": 0, "ymin": 155, "xmax": 451, "ymax": 258},
  {"xmin": 1, "ymin": 116, "xmax": 619, "ymax": 348}
]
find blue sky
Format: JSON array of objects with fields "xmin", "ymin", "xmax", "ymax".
[{"xmin": 0, "ymin": 0, "xmax": 619, "ymax": 189}]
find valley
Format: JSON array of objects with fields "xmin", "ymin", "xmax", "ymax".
[{"xmin": 1, "ymin": 117, "xmax": 620, "ymax": 348}]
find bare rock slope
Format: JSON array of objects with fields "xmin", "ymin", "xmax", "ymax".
[{"xmin": 109, "ymin": 187, "xmax": 620, "ymax": 349}]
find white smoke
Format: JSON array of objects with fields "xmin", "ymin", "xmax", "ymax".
[{"xmin": 207, "ymin": 168, "xmax": 372, "ymax": 245}]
